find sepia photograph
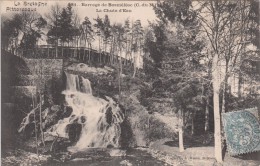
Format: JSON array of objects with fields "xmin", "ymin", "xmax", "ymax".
[{"xmin": 1, "ymin": 0, "xmax": 260, "ymax": 165}]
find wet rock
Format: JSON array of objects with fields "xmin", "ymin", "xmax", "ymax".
[
  {"xmin": 63, "ymin": 106, "xmax": 73, "ymax": 118},
  {"xmin": 80, "ymin": 116, "xmax": 86, "ymax": 124},
  {"xmin": 90, "ymin": 142, "xmax": 95, "ymax": 147},
  {"xmin": 42, "ymin": 106, "xmax": 62, "ymax": 130},
  {"xmin": 66, "ymin": 124, "xmax": 82, "ymax": 144},
  {"xmin": 42, "ymin": 108, "xmax": 51, "ymax": 120},
  {"xmin": 52, "ymin": 152, "xmax": 71, "ymax": 162},
  {"xmin": 72, "ymin": 118, "xmax": 79, "ymax": 123},
  {"xmin": 109, "ymin": 149, "xmax": 126, "ymax": 157},
  {"xmin": 120, "ymin": 160, "xmax": 133, "ymax": 166},
  {"xmin": 44, "ymin": 133, "xmax": 57, "ymax": 142},
  {"xmin": 105, "ymin": 107, "xmax": 113, "ymax": 125},
  {"xmin": 68, "ymin": 115, "xmax": 77, "ymax": 122},
  {"xmin": 107, "ymin": 144, "xmax": 114, "ymax": 148},
  {"xmin": 52, "ymin": 138, "xmax": 71, "ymax": 153},
  {"xmin": 98, "ymin": 121, "xmax": 106, "ymax": 132},
  {"xmin": 51, "ymin": 105, "xmax": 62, "ymax": 112}
]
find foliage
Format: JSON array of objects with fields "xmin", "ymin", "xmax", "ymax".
[
  {"xmin": 103, "ymin": 15, "xmax": 112, "ymax": 48},
  {"xmin": 80, "ymin": 17, "xmax": 94, "ymax": 48},
  {"xmin": 1, "ymin": 14, "xmax": 22, "ymax": 50},
  {"xmin": 2, "ymin": 12, "xmax": 47, "ymax": 51},
  {"xmin": 248, "ymin": 0, "xmax": 259, "ymax": 49},
  {"xmin": 146, "ymin": 116, "xmax": 177, "ymax": 141},
  {"xmin": 146, "ymin": 0, "xmax": 206, "ymax": 116},
  {"xmin": 144, "ymin": 21, "xmax": 166, "ymax": 67},
  {"xmin": 47, "ymin": 4, "xmax": 79, "ymax": 45},
  {"xmin": 154, "ymin": 0, "xmax": 195, "ymax": 25}
]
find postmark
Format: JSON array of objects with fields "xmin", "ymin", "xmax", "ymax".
[{"xmin": 222, "ymin": 108, "xmax": 260, "ymax": 155}]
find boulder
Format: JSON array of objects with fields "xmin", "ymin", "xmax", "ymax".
[
  {"xmin": 62, "ymin": 106, "xmax": 73, "ymax": 118},
  {"xmin": 66, "ymin": 124, "xmax": 82, "ymax": 144},
  {"xmin": 51, "ymin": 105, "xmax": 62, "ymax": 112},
  {"xmin": 109, "ymin": 149, "xmax": 126, "ymax": 157}
]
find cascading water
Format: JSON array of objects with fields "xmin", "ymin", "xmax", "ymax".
[{"xmin": 47, "ymin": 72, "xmax": 124, "ymax": 152}]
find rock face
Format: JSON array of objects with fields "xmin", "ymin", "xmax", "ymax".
[
  {"xmin": 116, "ymin": 87, "xmax": 179, "ymax": 148},
  {"xmin": 66, "ymin": 124, "xmax": 82, "ymax": 144},
  {"xmin": 18, "ymin": 105, "xmax": 65, "ymax": 139}
]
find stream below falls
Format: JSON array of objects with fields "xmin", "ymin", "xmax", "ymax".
[{"xmin": 43, "ymin": 148, "xmax": 170, "ymax": 166}]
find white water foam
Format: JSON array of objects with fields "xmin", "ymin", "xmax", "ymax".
[{"xmin": 47, "ymin": 72, "xmax": 124, "ymax": 152}]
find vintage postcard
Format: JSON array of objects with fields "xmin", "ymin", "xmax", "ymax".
[{"xmin": 1, "ymin": 0, "xmax": 259, "ymax": 165}]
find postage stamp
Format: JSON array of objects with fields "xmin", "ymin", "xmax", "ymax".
[{"xmin": 222, "ymin": 108, "xmax": 260, "ymax": 156}]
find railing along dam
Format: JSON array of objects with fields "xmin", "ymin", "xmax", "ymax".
[{"xmin": 15, "ymin": 45, "xmax": 134, "ymax": 66}]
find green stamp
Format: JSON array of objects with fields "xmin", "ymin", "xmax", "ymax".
[{"xmin": 222, "ymin": 108, "xmax": 260, "ymax": 155}]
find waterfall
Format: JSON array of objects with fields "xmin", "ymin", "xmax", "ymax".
[
  {"xmin": 65, "ymin": 72, "xmax": 92, "ymax": 94},
  {"xmin": 47, "ymin": 72, "xmax": 124, "ymax": 152}
]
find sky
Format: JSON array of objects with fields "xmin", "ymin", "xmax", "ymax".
[{"xmin": 1, "ymin": 1, "xmax": 157, "ymax": 26}]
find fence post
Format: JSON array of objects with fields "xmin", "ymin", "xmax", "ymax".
[{"xmin": 48, "ymin": 45, "xmax": 49, "ymax": 58}]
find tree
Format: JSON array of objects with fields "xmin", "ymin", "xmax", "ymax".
[
  {"xmin": 153, "ymin": 0, "xmax": 259, "ymax": 162},
  {"xmin": 19, "ymin": 14, "xmax": 47, "ymax": 53},
  {"xmin": 113, "ymin": 24, "xmax": 126, "ymax": 101},
  {"xmin": 47, "ymin": 3, "xmax": 79, "ymax": 57},
  {"xmin": 248, "ymin": 0, "xmax": 260, "ymax": 49},
  {"xmin": 45, "ymin": 3, "xmax": 62, "ymax": 57},
  {"xmin": 59, "ymin": 6, "xmax": 74, "ymax": 45},
  {"xmin": 132, "ymin": 20, "xmax": 144, "ymax": 78},
  {"xmin": 194, "ymin": 0, "xmax": 259, "ymax": 162},
  {"xmin": 124, "ymin": 19, "xmax": 131, "ymax": 65},
  {"xmin": 144, "ymin": 21, "xmax": 165, "ymax": 69},
  {"xmin": 1, "ymin": 12, "xmax": 46, "ymax": 56},
  {"xmin": 150, "ymin": 0, "xmax": 205, "ymax": 153},
  {"xmin": 103, "ymin": 15, "xmax": 112, "ymax": 61},
  {"xmin": 81, "ymin": 17, "xmax": 94, "ymax": 62},
  {"xmin": 1, "ymin": 14, "xmax": 22, "ymax": 53},
  {"xmin": 237, "ymin": 0, "xmax": 259, "ymax": 99},
  {"xmin": 66, "ymin": 4, "xmax": 81, "ymax": 56},
  {"xmin": 94, "ymin": 16, "xmax": 104, "ymax": 63},
  {"xmin": 144, "ymin": 1, "xmax": 207, "ymax": 152},
  {"xmin": 143, "ymin": 23, "xmax": 163, "ymax": 80},
  {"xmin": 109, "ymin": 24, "xmax": 118, "ymax": 64}
]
